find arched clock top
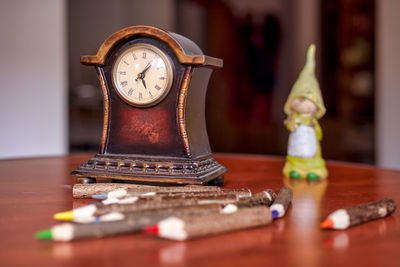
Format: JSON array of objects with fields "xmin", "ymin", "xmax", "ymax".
[{"xmin": 80, "ymin": 25, "xmax": 223, "ymax": 68}]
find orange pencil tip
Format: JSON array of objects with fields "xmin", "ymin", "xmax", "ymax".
[
  {"xmin": 144, "ymin": 225, "xmax": 159, "ymax": 235},
  {"xmin": 320, "ymin": 218, "xmax": 334, "ymax": 229}
]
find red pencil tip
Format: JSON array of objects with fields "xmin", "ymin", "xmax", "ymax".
[
  {"xmin": 320, "ymin": 218, "xmax": 334, "ymax": 229},
  {"xmin": 144, "ymin": 225, "xmax": 159, "ymax": 235}
]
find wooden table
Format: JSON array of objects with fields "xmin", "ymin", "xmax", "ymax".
[{"xmin": 0, "ymin": 154, "xmax": 399, "ymax": 266}]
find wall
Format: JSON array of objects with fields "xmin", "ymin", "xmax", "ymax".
[
  {"xmin": 0, "ymin": 0, "xmax": 67, "ymax": 159},
  {"xmin": 290, "ymin": 0, "xmax": 320, "ymax": 81},
  {"xmin": 376, "ymin": 0, "xmax": 400, "ymax": 170}
]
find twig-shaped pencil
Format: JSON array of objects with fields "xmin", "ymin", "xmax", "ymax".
[
  {"xmin": 270, "ymin": 187, "xmax": 293, "ymax": 219},
  {"xmin": 85, "ymin": 189, "xmax": 275, "ymax": 223},
  {"xmin": 235, "ymin": 189, "xmax": 276, "ymax": 208},
  {"xmin": 73, "ymin": 183, "xmax": 222, "ymax": 199},
  {"xmin": 93, "ymin": 188, "xmax": 252, "ymax": 201},
  {"xmin": 36, "ymin": 190, "xmax": 277, "ymax": 241},
  {"xmin": 145, "ymin": 206, "xmax": 273, "ymax": 240},
  {"xmin": 54, "ymin": 194, "xmax": 239, "ymax": 221},
  {"xmin": 320, "ymin": 198, "xmax": 396, "ymax": 230},
  {"xmin": 54, "ymin": 189, "xmax": 276, "ymax": 222},
  {"xmin": 36, "ymin": 204, "xmax": 224, "ymax": 241}
]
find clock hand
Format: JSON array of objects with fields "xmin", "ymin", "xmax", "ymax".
[
  {"xmin": 135, "ymin": 61, "xmax": 152, "ymax": 81},
  {"xmin": 141, "ymin": 62, "xmax": 151, "ymax": 74},
  {"xmin": 142, "ymin": 79, "xmax": 147, "ymax": 89}
]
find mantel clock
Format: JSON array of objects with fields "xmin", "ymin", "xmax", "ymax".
[{"xmin": 71, "ymin": 25, "xmax": 227, "ymax": 185}]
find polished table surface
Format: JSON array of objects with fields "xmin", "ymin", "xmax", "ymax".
[{"xmin": 0, "ymin": 154, "xmax": 399, "ymax": 267}]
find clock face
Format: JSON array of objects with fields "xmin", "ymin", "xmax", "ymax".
[{"xmin": 112, "ymin": 43, "xmax": 173, "ymax": 107}]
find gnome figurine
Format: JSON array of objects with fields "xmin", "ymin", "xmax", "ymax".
[{"xmin": 283, "ymin": 44, "xmax": 328, "ymax": 180}]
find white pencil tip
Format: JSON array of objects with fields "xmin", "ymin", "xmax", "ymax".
[{"xmin": 158, "ymin": 217, "xmax": 187, "ymax": 240}]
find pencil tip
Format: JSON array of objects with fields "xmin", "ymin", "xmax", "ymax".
[
  {"xmin": 320, "ymin": 218, "xmax": 334, "ymax": 229},
  {"xmin": 92, "ymin": 194, "xmax": 107, "ymax": 200},
  {"xmin": 53, "ymin": 210, "xmax": 74, "ymax": 221},
  {"xmin": 144, "ymin": 225, "xmax": 159, "ymax": 235},
  {"xmin": 271, "ymin": 210, "xmax": 279, "ymax": 219},
  {"xmin": 35, "ymin": 229, "xmax": 53, "ymax": 240}
]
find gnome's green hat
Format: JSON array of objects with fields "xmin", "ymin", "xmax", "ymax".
[{"xmin": 284, "ymin": 44, "xmax": 326, "ymax": 118}]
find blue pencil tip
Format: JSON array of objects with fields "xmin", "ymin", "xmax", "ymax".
[
  {"xmin": 92, "ymin": 194, "xmax": 107, "ymax": 200},
  {"xmin": 271, "ymin": 210, "xmax": 279, "ymax": 219}
]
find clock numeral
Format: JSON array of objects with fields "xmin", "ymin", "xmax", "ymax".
[
  {"xmin": 149, "ymin": 91, "xmax": 153, "ymax": 98},
  {"xmin": 119, "ymin": 71, "xmax": 126, "ymax": 75},
  {"xmin": 132, "ymin": 53, "xmax": 137, "ymax": 60},
  {"xmin": 128, "ymin": 88, "xmax": 133, "ymax": 96},
  {"xmin": 121, "ymin": 81, "xmax": 128, "ymax": 87},
  {"xmin": 159, "ymin": 77, "xmax": 165, "ymax": 80},
  {"xmin": 155, "ymin": 85, "xmax": 161, "ymax": 90},
  {"xmin": 142, "ymin": 52, "xmax": 146, "ymax": 59},
  {"xmin": 139, "ymin": 92, "xmax": 143, "ymax": 100},
  {"xmin": 123, "ymin": 60, "xmax": 129, "ymax": 66}
]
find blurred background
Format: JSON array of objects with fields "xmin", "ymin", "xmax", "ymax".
[{"xmin": 0, "ymin": 0, "xmax": 399, "ymax": 170}]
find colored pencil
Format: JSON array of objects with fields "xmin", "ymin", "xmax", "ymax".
[
  {"xmin": 36, "ymin": 204, "xmax": 224, "ymax": 241},
  {"xmin": 144, "ymin": 206, "xmax": 273, "ymax": 240},
  {"xmin": 73, "ymin": 183, "xmax": 222, "ymax": 199},
  {"xmin": 54, "ymin": 188, "xmax": 275, "ymax": 223},
  {"xmin": 92, "ymin": 188, "xmax": 252, "ymax": 201},
  {"xmin": 54, "ymin": 194, "xmax": 239, "ymax": 221},
  {"xmin": 235, "ymin": 189, "xmax": 276, "ymax": 208},
  {"xmin": 320, "ymin": 198, "xmax": 396, "ymax": 230},
  {"xmin": 36, "ymin": 218, "xmax": 163, "ymax": 241},
  {"xmin": 85, "ymin": 189, "xmax": 276, "ymax": 223},
  {"xmin": 270, "ymin": 187, "xmax": 293, "ymax": 219},
  {"xmin": 73, "ymin": 203, "xmax": 226, "ymax": 224}
]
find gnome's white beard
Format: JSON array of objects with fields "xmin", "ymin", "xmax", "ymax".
[{"xmin": 287, "ymin": 125, "xmax": 317, "ymax": 158}]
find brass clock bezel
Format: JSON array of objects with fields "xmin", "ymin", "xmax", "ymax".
[{"xmin": 111, "ymin": 42, "xmax": 174, "ymax": 108}]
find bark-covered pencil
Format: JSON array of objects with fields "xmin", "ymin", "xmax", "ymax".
[
  {"xmin": 36, "ymin": 204, "xmax": 224, "ymax": 241},
  {"xmin": 37, "ymin": 190, "xmax": 276, "ymax": 241},
  {"xmin": 320, "ymin": 198, "xmax": 396, "ymax": 230},
  {"xmin": 55, "ymin": 188, "xmax": 275, "ymax": 223},
  {"xmin": 73, "ymin": 183, "xmax": 222, "ymax": 199},
  {"xmin": 54, "ymin": 194, "xmax": 240, "ymax": 221},
  {"xmin": 92, "ymin": 188, "xmax": 252, "ymax": 201},
  {"xmin": 87, "ymin": 189, "xmax": 275, "ymax": 223},
  {"xmin": 235, "ymin": 189, "xmax": 276, "ymax": 208},
  {"xmin": 145, "ymin": 206, "xmax": 273, "ymax": 240},
  {"xmin": 270, "ymin": 187, "xmax": 293, "ymax": 219}
]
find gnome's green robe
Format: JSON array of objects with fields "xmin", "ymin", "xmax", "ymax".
[{"xmin": 283, "ymin": 44, "xmax": 328, "ymax": 179}]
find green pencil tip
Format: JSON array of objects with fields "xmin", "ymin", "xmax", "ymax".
[{"xmin": 35, "ymin": 229, "xmax": 53, "ymax": 240}]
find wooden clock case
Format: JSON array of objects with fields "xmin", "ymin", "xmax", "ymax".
[{"xmin": 71, "ymin": 25, "xmax": 227, "ymax": 185}]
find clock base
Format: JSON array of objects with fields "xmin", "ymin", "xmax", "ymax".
[{"xmin": 71, "ymin": 154, "xmax": 227, "ymax": 185}]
